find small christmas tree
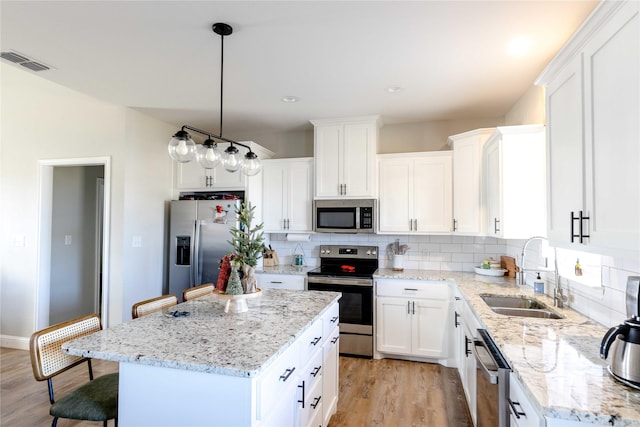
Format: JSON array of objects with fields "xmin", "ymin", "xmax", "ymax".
[{"xmin": 228, "ymin": 202, "xmax": 265, "ymax": 268}]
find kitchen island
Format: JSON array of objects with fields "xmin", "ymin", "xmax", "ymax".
[{"xmin": 63, "ymin": 289, "xmax": 341, "ymax": 427}]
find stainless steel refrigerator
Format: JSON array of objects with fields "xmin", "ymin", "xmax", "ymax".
[{"xmin": 168, "ymin": 199, "xmax": 240, "ymax": 300}]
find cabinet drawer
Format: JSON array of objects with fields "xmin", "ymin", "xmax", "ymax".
[
  {"xmin": 509, "ymin": 373, "xmax": 543, "ymax": 427},
  {"xmin": 256, "ymin": 274, "xmax": 305, "ymax": 291},
  {"xmin": 301, "ymin": 350, "xmax": 323, "ymax": 395},
  {"xmin": 257, "ymin": 340, "xmax": 300, "ymax": 420},
  {"xmin": 323, "ymin": 302, "xmax": 340, "ymax": 337},
  {"xmin": 377, "ymin": 280, "xmax": 450, "ymax": 300},
  {"xmin": 299, "ymin": 318, "xmax": 324, "ymax": 365}
]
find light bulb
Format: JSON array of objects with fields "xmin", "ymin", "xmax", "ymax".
[
  {"xmin": 176, "ymin": 140, "xmax": 189, "ymax": 156},
  {"xmin": 168, "ymin": 130, "xmax": 196, "ymax": 163},
  {"xmin": 196, "ymin": 139, "xmax": 221, "ymax": 169},
  {"xmin": 222, "ymin": 144, "xmax": 243, "ymax": 173},
  {"xmin": 242, "ymin": 152, "xmax": 261, "ymax": 176}
]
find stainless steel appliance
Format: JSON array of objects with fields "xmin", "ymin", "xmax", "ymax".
[
  {"xmin": 168, "ymin": 199, "xmax": 240, "ymax": 300},
  {"xmin": 307, "ymin": 245, "xmax": 378, "ymax": 357},
  {"xmin": 313, "ymin": 199, "xmax": 376, "ymax": 233},
  {"xmin": 473, "ymin": 329, "xmax": 511, "ymax": 427},
  {"xmin": 600, "ymin": 276, "xmax": 640, "ymax": 390}
]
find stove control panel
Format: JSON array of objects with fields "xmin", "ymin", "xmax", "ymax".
[{"xmin": 319, "ymin": 245, "xmax": 378, "ymax": 258}]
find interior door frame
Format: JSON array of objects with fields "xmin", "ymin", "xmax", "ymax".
[{"xmin": 36, "ymin": 157, "xmax": 111, "ymax": 329}]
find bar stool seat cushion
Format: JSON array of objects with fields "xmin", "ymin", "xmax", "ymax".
[{"xmin": 50, "ymin": 372, "xmax": 119, "ymax": 421}]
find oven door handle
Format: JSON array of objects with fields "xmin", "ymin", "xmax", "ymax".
[
  {"xmin": 307, "ymin": 277, "xmax": 373, "ymax": 287},
  {"xmin": 472, "ymin": 340, "xmax": 499, "ymax": 384}
]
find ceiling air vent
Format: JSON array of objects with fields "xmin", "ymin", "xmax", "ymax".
[{"xmin": 1, "ymin": 50, "xmax": 51, "ymax": 71}]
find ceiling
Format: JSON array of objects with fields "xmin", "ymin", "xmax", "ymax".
[{"xmin": 1, "ymin": 1, "xmax": 598, "ymax": 138}]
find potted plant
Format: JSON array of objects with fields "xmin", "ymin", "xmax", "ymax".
[{"xmin": 228, "ymin": 202, "xmax": 265, "ymax": 294}]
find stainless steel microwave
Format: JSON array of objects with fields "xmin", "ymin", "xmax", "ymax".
[{"xmin": 313, "ymin": 199, "xmax": 377, "ymax": 233}]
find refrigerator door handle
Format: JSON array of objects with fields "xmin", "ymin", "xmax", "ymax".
[{"xmin": 192, "ymin": 219, "xmax": 200, "ymax": 287}]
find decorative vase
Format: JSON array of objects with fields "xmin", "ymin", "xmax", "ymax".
[
  {"xmin": 226, "ymin": 266, "xmax": 244, "ymax": 295},
  {"xmin": 241, "ymin": 264, "xmax": 257, "ymax": 294}
]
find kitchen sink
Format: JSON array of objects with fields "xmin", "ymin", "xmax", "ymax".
[{"xmin": 480, "ymin": 294, "xmax": 564, "ymax": 319}]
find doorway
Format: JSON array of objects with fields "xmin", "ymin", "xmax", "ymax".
[{"xmin": 37, "ymin": 157, "xmax": 111, "ymax": 329}]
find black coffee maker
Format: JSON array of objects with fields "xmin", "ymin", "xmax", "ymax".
[{"xmin": 600, "ymin": 276, "xmax": 640, "ymax": 389}]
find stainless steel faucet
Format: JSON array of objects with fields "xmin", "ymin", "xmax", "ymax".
[{"xmin": 519, "ymin": 236, "xmax": 566, "ymax": 308}]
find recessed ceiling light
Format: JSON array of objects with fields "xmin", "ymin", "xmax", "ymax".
[
  {"xmin": 281, "ymin": 96, "xmax": 299, "ymax": 103},
  {"xmin": 507, "ymin": 37, "xmax": 532, "ymax": 57},
  {"xmin": 385, "ymin": 86, "xmax": 403, "ymax": 94}
]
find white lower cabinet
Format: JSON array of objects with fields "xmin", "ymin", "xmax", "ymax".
[
  {"xmin": 256, "ymin": 273, "xmax": 306, "ymax": 290},
  {"xmin": 376, "ymin": 280, "xmax": 450, "ymax": 359},
  {"xmin": 509, "ymin": 373, "xmax": 544, "ymax": 427}
]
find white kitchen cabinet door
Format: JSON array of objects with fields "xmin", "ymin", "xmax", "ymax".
[
  {"xmin": 582, "ymin": 2, "xmax": 639, "ymax": 252},
  {"xmin": 312, "ymin": 117, "xmax": 380, "ymax": 199},
  {"xmin": 322, "ymin": 326, "xmax": 339, "ymax": 426},
  {"xmin": 412, "ymin": 298, "xmax": 449, "ymax": 358},
  {"xmin": 483, "ymin": 125, "xmax": 546, "ymax": 239},
  {"xmin": 450, "ymin": 129, "xmax": 494, "ymax": 235},
  {"xmin": 261, "ymin": 158, "xmax": 313, "ymax": 233},
  {"xmin": 413, "ymin": 154, "xmax": 452, "ymax": 233},
  {"xmin": 545, "ymin": 56, "xmax": 584, "ymax": 244},
  {"xmin": 378, "ymin": 157, "xmax": 412, "ymax": 233},
  {"xmin": 376, "ymin": 297, "xmax": 412, "ymax": 355},
  {"xmin": 378, "ymin": 152, "xmax": 452, "ymax": 234}
]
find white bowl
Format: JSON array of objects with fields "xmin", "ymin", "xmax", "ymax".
[{"xmin": 474, "ymin": 267, "xmax": 507, "ymax": 277}]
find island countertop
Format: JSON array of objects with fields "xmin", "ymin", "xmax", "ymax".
[
  {"xmin": 63, "ymin": 289, "xmax": 341, "ymax": 378},
  {"xmin": 374, "ymin": 269, "xmax": 640, "ymax": 426}
]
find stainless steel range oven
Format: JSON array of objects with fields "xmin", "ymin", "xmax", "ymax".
[{"xmin": 307, "ymin": 245, "xmax": 378, "ymax": 358}]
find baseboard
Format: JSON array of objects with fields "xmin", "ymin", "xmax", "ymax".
[{"xmin": 1, "ymin": 335, "xmax": 29, "ymax": 350}]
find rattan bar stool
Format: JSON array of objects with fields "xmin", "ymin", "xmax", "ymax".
[
  {"xmin": 183, "ymin": 283, "xmax": 215, "ymax": 301},
  {"xmin": 29, "ymin": 314, "xmax": 118, "ymax": 427},
  {"xmin": 131, "ymin": 294, "xmax": 178, "ymax": 319}
]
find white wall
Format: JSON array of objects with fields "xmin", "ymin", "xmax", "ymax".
[{"xmin": 0, "ymin": 63, "xmax": 175, "ymax": 346}]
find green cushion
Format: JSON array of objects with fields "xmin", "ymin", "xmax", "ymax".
[{"xmin": 50, "ymin": 373, "xmax": 118, "ymax": 421}]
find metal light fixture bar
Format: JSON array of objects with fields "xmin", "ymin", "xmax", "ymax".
[{"xmin": 178, "ymin": 124, "xmax": 252, "ymax": 151}]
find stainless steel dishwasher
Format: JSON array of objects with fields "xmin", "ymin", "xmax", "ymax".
[{"xmin": 473, "ymin": 329, "xmax": 511, "ymax": 427}]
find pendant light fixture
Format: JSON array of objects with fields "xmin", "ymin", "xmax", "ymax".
[{"xmin": 168, "ymin": 22, "xmax": 261, "ymax": 176}]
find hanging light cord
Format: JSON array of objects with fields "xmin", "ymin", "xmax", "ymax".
[{"xmin": 219, "ymin": 27, "xmax": 225, "ymax": 139}]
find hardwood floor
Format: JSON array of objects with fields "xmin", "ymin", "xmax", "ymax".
[
  {"xmin": 1, "ymin": 348, "xmax": 471, "ymax": 426},
  {"xmin": 328, "ymin": 357, "xmax": 472, "ymax": 427}
]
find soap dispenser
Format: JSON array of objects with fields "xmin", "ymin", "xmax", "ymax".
[{"xmin": 533, "ymin": 272, "xmax": 545, "ymax": 295}]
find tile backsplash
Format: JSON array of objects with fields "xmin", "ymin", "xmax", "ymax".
[{"xmin": 267, "ymin": 233, "xmax": 639, "ymax": 328}]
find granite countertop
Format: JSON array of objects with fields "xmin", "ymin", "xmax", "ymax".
[
  {"xmin": 63, "ymin": 289, "xmax": 340, "ymax": 378},
  {"xmin": 374, "ymin": 269, "xmax": 640, "ymax": 426},
  {"xmin": 257, "ymin": 265, "xmax": 315, "ymax": 275}
]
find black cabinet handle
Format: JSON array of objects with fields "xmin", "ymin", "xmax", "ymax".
[
  {"xmin": 465, "ymin": 336, "xmax": 472, "ymax": 357},
  {"xmin": 279, "ymin": 367, "xmax": 296, "ymax": 382},
  {"xmin": 310, "ymin": 395, "xmax": 322, "ymax": 409},
  {"xmin": 311, "ymin": 365, "xmax": 322, "ymax": 377},
  {"xmin": 454, "ymin": 311, "xmax": 460, "ymax": 328},
  {"xmin": 570, "ymin": 211, "xmax": 590, "ymax": 243},
  {"xmin": 298, "ymin": 380, "xmax": 305, "ymax": 408},
  {"xmin": 311, "ymin": 336, "xmax": 322, "ymax": 346},
  {"xmin": 330, "ymin": 316, "xmax": 339, "ymax": 324},
  {"xmin": 494, "ymin": 217, "xmax": 500, "ymax": 234},
  {"xmin": 453, "ymin": 218, "xmax": 458, "ymax": 232},
  {"xmin": 331, "ymin": 336, "xmax": 339, "ymax": 344},
  {"xmin": 508, "ymin": 398, "xmax": 526, "ymax": 419}
]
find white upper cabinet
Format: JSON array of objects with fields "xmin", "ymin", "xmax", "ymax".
[
  {"xmin": 482, "ymin": 125, "xmax": 546, "ymax": 239},
  {"xmin": 378, "ymin": 151, "xmax": 452, "ymax": 234},
  {"xmin": 536, "ymin": 0, "xmax": 639, "ymax": 255},
  {"xmin": 448, "ymin": 128, "xmax": 494, "ymax": 235},
  {"xmin": 174, "ymin": 141, "xmax": 274, "ymax": 191},
  {"xmin": 311, "ymin": 116, "xmax": 380, "ymax": 199},
  {"xmin": 261, "ymin": 158, "xmax": 313, "ymax": 233}
]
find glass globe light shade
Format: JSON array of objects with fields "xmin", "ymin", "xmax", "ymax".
[
  {"xmin": 222, "ymin": 144, "xmax": 243, "ymax": 173},
  {"xmin": 196, "ymin": 139, "xmax": 222, "ymax": 169},
  {"xmin": 242, "ymin": 151, "xmax": 262, "ymax": 176},
  {"xmin": 168, "ymin": 130, "xmax": 196, "ymax": 163}
]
